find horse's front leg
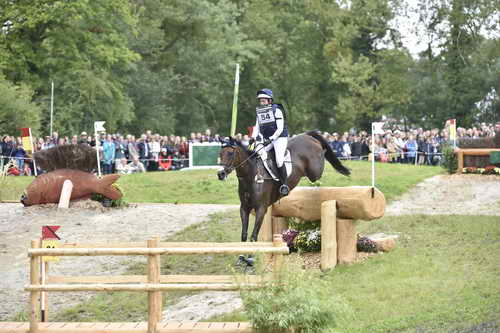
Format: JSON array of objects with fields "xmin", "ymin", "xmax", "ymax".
[
  {"xmin": 250, "ymin": 206, "xmax": 268, "ymax": 242},
  {"xmin": 237, "ymin": 205, "xmax": 252, "ymax": 267},
  {"xmin": 240, "ymin": 205, "xmax": 251, "ymax": 242}
]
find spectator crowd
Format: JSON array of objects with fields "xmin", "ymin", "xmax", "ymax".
[{"xmin": 1, "ymin": 122, "xmax": 499, "ymax": 177}]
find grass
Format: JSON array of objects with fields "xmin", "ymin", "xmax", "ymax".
[{"xmin": 0, "ymin": 161, "xmax": 443, "ymax": 203}]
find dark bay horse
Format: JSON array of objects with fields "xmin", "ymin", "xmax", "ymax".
[{"xmin": 217, "ymin": 130, "xmax": 350, "ymax": 245}]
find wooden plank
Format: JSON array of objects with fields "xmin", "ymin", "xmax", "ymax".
[
  {"xmin": 62, "ymin": 242, "xmax": 272, "ymax": 249},
  {"xmin": 26, "ymin": 282, "xmax": 259, "ymax": 292},
  {"xmin": 30, "ymin": 239, "xmax": 41, "ymax": 333},
  {"xmin": 336, "ymin": 218, "xmax": 357, "ymax": 264},
  {"xmin": 48, "ymin": 275, "xmax": 267, "ymax": 284},
  {"xmin": 207, "ymin": 322, "xmax": 225, "ymax": 329},
  {"xmin": 148, "ymin": 237, "xmax": 160, "ymax": 333},
  {"xmin": 0, "ymin": 322, "xmax": 255, "ymax": 333},
  {"xmin": 457, "ymin": 150, "xmax": 464, "ymax": 174},
  {"xmin": 178, "ymin": 322, "xmax": 196, "ymax": 329},
  {"xmin": 161, "ymin": 322, "xmax": 182, "ymax": 329},
  {"xmin": 459, "ymin": 148, "xmax": 500, "ymax": 155},
  {"xmin": 321, "ymin": 200, "xmax": 337, "ymax": 270},
  {"xmin": 29, "ymin": 247, "xmax": 288, "ymax": 257}
]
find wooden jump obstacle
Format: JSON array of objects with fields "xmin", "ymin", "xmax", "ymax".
[
  {"xmin": 455, "ymin": 148, "xmax": 500, "ymax": 174},
  {"xmin": 1, "ymin": 236, "xmax": 288, "ymax": 333},
  {"xmin": 258, "ymin": 186, "xmax": 386, "ymax": 270}
]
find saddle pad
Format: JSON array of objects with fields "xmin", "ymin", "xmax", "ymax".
[{"xmin": 261, "ymin": 150, "xmax": 292, "ymax": 181}]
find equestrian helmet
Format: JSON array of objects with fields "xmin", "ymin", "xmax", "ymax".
[{"xmin": 257, "ymin": 89, "xmax": 273, "ymax": 100}]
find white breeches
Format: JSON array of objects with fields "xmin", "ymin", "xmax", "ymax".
[{"xmin": 257, "ymin": 137, "xmax": 288, "ymax": 167}]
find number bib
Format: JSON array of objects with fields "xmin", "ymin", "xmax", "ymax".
[{"xmin": 256, "ymin": 106, "xmax": 276, "ymax": 125}]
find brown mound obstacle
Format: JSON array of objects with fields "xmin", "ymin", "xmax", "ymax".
[
  {"xmin": 1, "ymin": 237, "xmax": 288, "ymax": 333},
  {"xmin": 258, "ymin": 186, "xmax": 386, "ymax": 270}
]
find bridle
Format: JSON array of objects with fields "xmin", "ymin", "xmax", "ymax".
[{"xmin": 220, "ymin": 143, "xmax": 265, "ymax": 176}]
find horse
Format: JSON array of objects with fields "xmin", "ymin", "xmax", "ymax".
[{"xmin": 217, "ymin": 130, "xmax": 350, "ymax": 261}]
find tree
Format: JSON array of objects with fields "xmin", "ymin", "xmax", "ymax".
[
  {"xmin": 0, "ymin": 76, "xmax": 42, "ymax": 135},
  {"xmin": 0, "ymin": 0, "xmax": 139, "ymax": 135}
]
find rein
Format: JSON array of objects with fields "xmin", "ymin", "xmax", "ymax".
[{"xmin": 224, "ymin": 143, "xmax": 266, "ymax": 174}]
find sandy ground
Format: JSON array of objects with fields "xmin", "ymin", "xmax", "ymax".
[
  {"xmin": 0, "ymin": 201, "xmax": 238, "ymax": 321},
  {"xmin": 0, "ymin": 173, "xmax": 499, "ymax": 325}
]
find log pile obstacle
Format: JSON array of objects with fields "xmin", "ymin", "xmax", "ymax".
[
  {"xmin": 5, "ymin": 236, "xmax": 288, "ymax": 333},
  {"xmin": 258, "ymin": 186, "xmax": 386, "ymax": 270}
]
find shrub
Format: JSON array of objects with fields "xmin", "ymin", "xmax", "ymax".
[
  {"xmin": 92, "ymin": 183, "xmax": 128, "ymax": 208},
  {"xmin": 240, "ymin": 261, "xmax": 353, "ymax": 333},
  {"xmin": 441, "ymin": 144, "xmax": 458, "ymax": 174}
]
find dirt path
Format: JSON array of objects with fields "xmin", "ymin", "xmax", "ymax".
[
  {"xmin": 0, "ymin": 174, "xmax": 499, "ymax": 322},
  {"xmin": 385, "ymin": 174, "xmax": 500, "ymax": 216},
  {"xmin": 0, "ymin": 202, "xmax": 238, "ymax": 321}
]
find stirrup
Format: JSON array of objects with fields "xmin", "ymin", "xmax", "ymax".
[{"xmin": 279, "ymin": 184, "xmax": 289, "ymax": 196}]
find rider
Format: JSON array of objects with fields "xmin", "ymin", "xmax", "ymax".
[{"xmin": 251, "ymin": 88, "xmax": 290, "ymax": 196}]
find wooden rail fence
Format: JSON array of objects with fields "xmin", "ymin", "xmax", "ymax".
[{"xmin": 1, "ymin": 236, "xmax": 288, "ymax": 333}]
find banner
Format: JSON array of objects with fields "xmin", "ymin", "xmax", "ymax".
[
  {"xmin": 372, "ymin": 122, "xmax": 385, "ymax": 135},
  {"xmin": 20, "ymin": 128, "xmax": 34, "ymax": 153},
  {"xmin": 230, "ymin": 64, "xmax": 240, "ymax": 137},
  {"xmin": 94, "ymin": 121, "xmax": 106, "ymax": 132},
  {"xmin": 447, "ymin": 119, "xmax": 456, "ymax": 141}
]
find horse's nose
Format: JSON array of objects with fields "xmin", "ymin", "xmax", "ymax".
[{"xmin": 217, "ymin": 170, "xmax": 227, "ymax": 180}]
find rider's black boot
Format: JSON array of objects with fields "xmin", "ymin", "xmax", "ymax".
[{"xmin": 278, "ymin": 165, "xmax": 289, "ymax": 196}]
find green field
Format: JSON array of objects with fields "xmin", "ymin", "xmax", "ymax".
[
  {"xmin": 5, "ymin": 162, "xmax": 499, "ymax": 332},
  {"xmin": 1, "ymin": 161, "xmax": 441, "ymax": 203}
]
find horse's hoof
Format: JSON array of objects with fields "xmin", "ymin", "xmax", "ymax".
[
  {"xmin": 245, "ymin": 257, "xmax": 255, "ymax": 267},
  {"xmin": 235, "ymin": 255, "xmax": 246, "ymax": 266}
]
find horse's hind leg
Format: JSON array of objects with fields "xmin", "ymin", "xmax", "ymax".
[{"xmin": 306, "ymin": 156, "xmax": 325, "ymax": 182}]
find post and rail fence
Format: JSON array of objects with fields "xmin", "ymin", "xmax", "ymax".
[{"xmin": 2, "ymin": 236, "xmax": 288, "ymax": 333}]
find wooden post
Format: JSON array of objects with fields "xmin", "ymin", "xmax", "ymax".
[
  {"xmin": 258, "ymin": 206, "xmax": 273, "ymax": 242},
  {"xmin": 41, "ymin": 261, "xmax": 49, "ymax": 322},
  {"xmin": 30, "ymin": 239, "xmax": 41, "ymax": 333},
  {"xmin": 58, "ymin": 179, "xmax": 73, "ymax": 209},
  {"xmin": 147, "ymin": 237, "xmax": 161, "ymax": 333},
  {"xmin": 336, "ymin": 219, "xmax": 357, "ymax": 264},
  {"xmin": 272, "ymin": 217, "xmax": 288, "ymax": 235},
  {"xmin": 457, "ymin": 150, "xmax": 464, "ymax": 174},
  {"xmin": 320, "ymin": 200, "xmax": 337, "ymax": 270},
  {"xmin": 272, "ymin": 234, "xmax": 285, "ymax": 278}
]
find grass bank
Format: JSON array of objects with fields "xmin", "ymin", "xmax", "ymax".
[{"xmin": 1, "ymin": 161, "xmax": 442, "ymax": 203}]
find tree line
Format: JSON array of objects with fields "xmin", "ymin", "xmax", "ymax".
[{"xmin": 0, "ymin": 0, "xmax": 498, "ymax": 137}]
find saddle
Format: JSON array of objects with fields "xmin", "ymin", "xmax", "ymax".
[{"xmin": 255, "ymin": 149, "xmax": 292, "ymax": 184}]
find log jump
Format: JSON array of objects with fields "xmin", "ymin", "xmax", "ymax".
[{"xmin": 259, "ymin": 186, "xmax": 386, "ymax": 270}]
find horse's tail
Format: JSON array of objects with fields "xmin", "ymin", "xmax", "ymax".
[{"xmin": 306, "ymin": 130, "xmax": 351, "ymax": 176}]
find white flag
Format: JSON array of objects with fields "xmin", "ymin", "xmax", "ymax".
[
  {"xmin": 372, "ymin": 122, "xmax": 385, "ymax": 135},
  {"xmin": 94, "ymin": 121, "xmax": 106, "ymax": 132}
]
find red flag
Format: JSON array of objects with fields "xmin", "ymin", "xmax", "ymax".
[{"xmin": 42, "ymin": 226, "xmax": 61, "ymax": 240}]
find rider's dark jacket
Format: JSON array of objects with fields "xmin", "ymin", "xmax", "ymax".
[{"xmin": 255, "ymin": 104, "xmax": 288, "ymax": 139}]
